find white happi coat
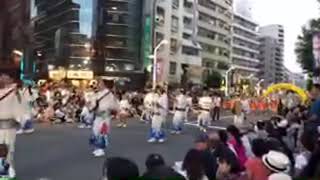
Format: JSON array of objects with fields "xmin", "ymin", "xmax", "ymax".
[
  {"xmin": 119, "ymin": 99, "xmax": 131, "ymax": 115},
  {"xmin": 0, "ymin": 85, "xmax": 28, "ymax": 166},
  {"xmin": 142, "ymin": 92, "xmax": 154, "ymax": 121},
  {"xmin": 91, "ymin": 89, "xmax": 119, "ymax": 137},
  {"xmin": 150, "ymin": 93, "xmax": 161, "ymax": 130},
  {"xmin": 173, "ymin": 94, "xmax": 188, "ymax": 126},
  {"xmin": 144, "ymin": 92, "xmax": 154, "ymax": 111},
  {"xmin": 197, "ymin": 96, "xmax": 213, "ymax": 126}
]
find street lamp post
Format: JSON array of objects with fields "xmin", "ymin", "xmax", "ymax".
[
  {"xmin": 255, "ymin": 79, "xmax": 265, "ymax": 96},
  {"xmin": 151, "ymin": 40, "xmax": 169, "ymax": 90},
  {"xmin": 225, "ymin": 66, "xmax": 235, "ymax": 97}
]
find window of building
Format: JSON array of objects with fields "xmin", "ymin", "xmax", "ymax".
[
  {"xmin": 184, "ymin": 0, "xmax": 193, "ymax": 9},
  {"xmin": 106, "ymin": 13, "xmax": 128, "ymax": 24},
  {"xmin": 171, "ymin": 16, "xmax": 179, "ymax": 33},
  {"xmin": 170, "ymin": 62, "xmax": 177, "ymax": 75},
  {"xmin": 170, "ymin": 38, "xmax": 178, "ymax": 53},
  {"xmin": 156, "ymin": 32, "xmax": 164, "ymax": 44},
  {"xmin": 182, "ymin": 46, "xmax": 199, "ymax": 56},
  {"xmin": 156, "ymin": 7, "xmax": 165, "ymax": 26},
  {"xmin": 198, "ymin": 0, "xmax": 216, "ymax": 11},
  {"xmin": 172, "ymin": 0, "xmax": 179, "ymax": 9},
  {"xmin": 183, "ymin": 17, "xmax": 192, "ymax": 30},
  {"xmin": 183, "ymin": 33, "xmax": 191, "ymax": 39}
]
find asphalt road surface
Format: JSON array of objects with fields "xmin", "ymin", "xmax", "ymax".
[{"xmin": 15, "ymin": 112, "xmax": 271, "ymax": 180}]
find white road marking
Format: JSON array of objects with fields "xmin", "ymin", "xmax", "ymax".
[
  {"xmin": 219, "ymin": 115, "xmax": 233, "ymax": 120},
  {"xmin": 185, "ymin": 122, "xmax": 227, "ymax": 130},
  {"xmin": 183, "ymin": 115, "xmax": 232, "ymax": 130}
]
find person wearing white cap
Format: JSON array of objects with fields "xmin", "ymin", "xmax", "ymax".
[{"xmin": 262, "ymin": 151, "xmax": 292, "ymax": 180}]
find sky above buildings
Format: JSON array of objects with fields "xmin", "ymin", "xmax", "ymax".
[{"xmin": 251, "ymin": 0, "xmax": 319, "ymax": 73}]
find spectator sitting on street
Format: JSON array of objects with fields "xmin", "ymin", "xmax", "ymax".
[
  {"xmin": 102, "ymin": 157, "xmax": 139, "ymax": 180},
  {"xmin": 254, "ymin": 120, "xmax": 268, "ymax": 139},
  {"xmin": 207, "ymin": 131, "xmax": 240, "ymax": 176},
  {"xmin": 261, "ymin": 151, "xmax": 291, "ymax": 179},
  {"xmin": 181, "ymin": 149, "xmax": 208, "ymax": 180},
  {"xmin": 216, "ymin": 151, "xmax": 248, "ymax": 180},
  {"xmin": 194, "ymin": 133, "xmax": 217, "ymax": 180},
  {"xmin": 145, "ymin": 154, "xmax": 165, "ymax": 172},
  {"xmin": 227, "ymin": 125, "xmax": 248, "ymax": 171},
  {"xmin": 298, "ymin": 121, "xmax": 320, "ymax": 179},
  {"xmin": 245, "ymin": 139, "xmax": 271, "ymax": 180}
]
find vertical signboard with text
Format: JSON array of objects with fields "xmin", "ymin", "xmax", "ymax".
[{"xmin": 143, "ymin": 16, "xmax": 152, "ymax": 70}]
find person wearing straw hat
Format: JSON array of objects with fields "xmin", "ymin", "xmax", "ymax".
[{"xmin": 262, "ymin": 151, "xmax": 292, "ymax": 180}]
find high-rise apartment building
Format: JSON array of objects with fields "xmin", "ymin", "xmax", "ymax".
[
  {"xmin": 232, "ymin": 13, "xmax": 260, "ymax": 77},
  {"xmin": 197, "ymin": 0, "xmax": 233, "ymax": 78},
  {"xmin": 259, "ymin": 25, "xmax": 285, "ymax": 45},
  {"xmin": 259, "ymin": 36, "xmax": 283, "ymax": 84},
  {"xmin": 30, "ymin": 0, "xmax": 144, "ymax": 87},
  {"xmin": 153, "ymin": 0, "xmax": 233, "ymax": 85},
  {"xmin": 153, "ymin": 0, "xmax": 202, "ymax": 85},
  {"xmin": 259, "ymin": 24, "xmax": 285, "ymax": 85}
]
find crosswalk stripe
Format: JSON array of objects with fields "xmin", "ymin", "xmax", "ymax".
[{"xmin": 185, "ymin": 122, "xmax": 227, "ymax": 130}]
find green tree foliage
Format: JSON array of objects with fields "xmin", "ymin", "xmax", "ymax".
[
  {"xmin": 204, "ymin": 70, "xmax": 222, "ymax": 88},
  {"xmin": 295, "ymin": 19, "xmax": 320, "ymax": 73}
]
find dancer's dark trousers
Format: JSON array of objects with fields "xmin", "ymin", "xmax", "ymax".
[{"xmin": 212, "ymin": 107, "xmax": 220, "ymax": 121}]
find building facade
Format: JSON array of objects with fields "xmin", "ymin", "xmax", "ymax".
[
  {"xmin": 197, "ymin": 0, "xmax": 233, "ymax": 79},
  {"xmin": 258, "ymin": 36, "xmax": 283, "ymax": 85},
  {"xmin": 153, "ymin": 0, "xmax": 202, "ymax": 85},
  {"xmin": 283, "ymin": 67, "xmax": 306, "ymax": 88},
  {"xmin": 258, "ymin": 25, "xmax": 285, "ymax": 85},
  {"xmin": 30, "ymin": 0, "xmax": 144, "ymax": 86},
  {"xmin": 153, "ymin": 0, "xmax": 233, "ymax": 85},
  {"xmin": 232, "ymin": 13, "xmax": 260, "ymax": 77},
  {"xmin": 0, "ymin": 0, "xmax": 31, "ymax": 77}
]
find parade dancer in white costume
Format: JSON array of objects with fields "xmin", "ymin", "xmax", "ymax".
[
  {"xmin": 148, "ymin": 87, "xmax": 168, "ymax": 143},
  {"xmin": 141, "ymin": 89, "xmax": 154, "ymax": 123},
  {"xmin": 185, "ymin": 92, "xmax": 193, "ymax": 122},
  {"xmin": 0, "ymin": 74, "xmax": 28, "ymax": 177},
  {"xmin": 117, "ymin": 93, "xmax": 131, "ymax": 128},
  {"xmin": 89, "ymin": 79, "xmax": 119, "ymax": 157},
  {"xmin": 79, "ymin": 88, "xmax": 96, "ymax": 128},
  {"xmin": 78, "ymin": 103, "xmax": 94, "ymax": 129},
  {"xmin": 171, "ymin": 89, "xmax": 188, "ymax": 134},
  {"xmin": 17, "ymin": 85, "xmax": 37, "ymax": 134},
  {"xmin": 197, "ymin": 90, "xmax": 213, "ymax": 132}
]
